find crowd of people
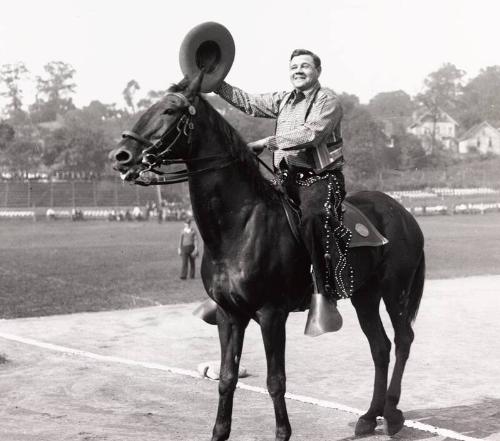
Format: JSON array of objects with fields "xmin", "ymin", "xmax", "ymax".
[
  {"xmin": 44, "ymin": 200, "xmax": 192, "ymax": 222},
  {"xmin": 107, "ymin": 200, "xmax": 191, "ymax": 223}
]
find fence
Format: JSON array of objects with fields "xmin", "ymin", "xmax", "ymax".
[
  {"xmin": 0, "ymin": 179, "xmax": 189, "ymax": 208},
  {"xmin": 2, "ymin": 180, "xmax": 500, "ymax": 220}
]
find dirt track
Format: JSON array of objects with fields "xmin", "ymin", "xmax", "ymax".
[{"xmin": 0, "ymin": 276, "xmax": 499, "ymax": 441}]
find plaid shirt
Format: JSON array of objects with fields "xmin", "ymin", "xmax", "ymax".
[{"xmin": 216, "ymin": 81, "xmax": 343, "ymax": 169}]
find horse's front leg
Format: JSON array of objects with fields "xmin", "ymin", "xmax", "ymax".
[
  {"xmin": 257, "ymin": 306, "xmax": 291, "ymax": 441},
  {"xmin": 211, "ymin": 307, "xmax": 249, "ymax": 441}
]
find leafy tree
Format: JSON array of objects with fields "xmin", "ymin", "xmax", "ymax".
[
  {"xmin": 416, "ymin": 63, "xmax": 465, "ymax": 152},
  {"xmin": 1, "ymin": 138, "xmax": 42, "ymax": 171},
  {"xmin": 458, "ymin": 66, "xmax": 500, "ymax": 129},
  {"xmin": 390, "ymin": 133, "xmax": 427, "ymax": 170},
  {"xmin": 0, "ymin": 62, "xmax": 29, "ymax": 117},
  {"xmin": 368, "ymin": 90, "xmax": 414, "ymax": 118},
  {"xmin": 0, "ymin": 121, "xmax": 15, "ymax": 150},
  {"xmin": 30, "ymin": 61, "xmax": 77, "ymax": 122},
  {"xmin": 41, "ymin": 121, "xmax": 111, "ymax": 176},
  {"xmin": 122, "ymin": 79, "xmax": 140, "ymax": 114},
  {"xmin": 338, "ymin": 93, "xmax": 360, "ymax": 116},
  {"xmin": 39, "ymin": 102, "xmax": 118, "ymax": 176},
  {"xmin": 137, "ymin": 89, "xmax": 165, "ymax": 110},
  {"xmin": 340, "ymin": 95, "xmax": 389, "ymax": 183}
]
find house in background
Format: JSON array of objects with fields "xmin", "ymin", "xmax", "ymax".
[
  {"xmin": 457, "ymin": 121, "xmax": 500, "ymax": 155},
  {"xmin": 407, "ymin": 108, "xmax": 459, "ymax": 151}
]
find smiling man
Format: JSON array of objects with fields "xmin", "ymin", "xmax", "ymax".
[{"xmin": 215, "ymin": 49, "xmax": 352, "ymax": 335}]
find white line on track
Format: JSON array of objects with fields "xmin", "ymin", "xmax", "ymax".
[{"xmin": 0, "ymin": 331, "xmax": 481, "ymax": 441}]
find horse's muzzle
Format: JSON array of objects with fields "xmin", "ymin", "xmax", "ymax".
[{"xmin": 109, "ymin": 147, "xmax": 134, "ymax": 165}]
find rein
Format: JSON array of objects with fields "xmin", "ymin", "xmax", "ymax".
[
  {"xmin": 121, "ymin": 92, "xmax": 276, "ymax": 186},
  {"xmin": 121, "ymin": 93, "xmax": 237, "ymax": 186}
]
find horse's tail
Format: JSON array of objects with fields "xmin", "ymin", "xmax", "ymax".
[{"xmin": 408, "ymin": 252, "xmax": 425, "ymax": 324}]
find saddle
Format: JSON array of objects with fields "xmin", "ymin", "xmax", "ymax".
[{"xmin": 281, "ymin": 197, "xmax": 388, "ymax": 248}]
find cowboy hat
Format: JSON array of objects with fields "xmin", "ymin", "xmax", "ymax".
[{"xmin": 179, "ymin": 22, "xmax": 235, "ymax": 93}]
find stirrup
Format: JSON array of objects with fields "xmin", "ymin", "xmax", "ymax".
[
  {"xmin": 304, "ymin": 293, "xmax": 343, "ymax": 337},
  {"xmin": 192, "ymin": 298, "xmax": 218, "ymax": 325}
]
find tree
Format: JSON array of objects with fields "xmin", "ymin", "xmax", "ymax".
[
  {"xmin": 122, "ymin": 79, "xmax": 140, "ymax": 114},
  {"xmin": 368, "ymin": 90, "xmax": 414, "ymax": 119},
  {"xmin": 0, "ymin": 121, "xmax": 15, "ymax": 150},
  {"xmin": 1, "ymin": 138, "xmax": 42, "ymax": 172},
  {"xmin": 390, "ymin": 133, "xmax": 427, "ymax": 170},
  {"xmin": 0, "ymin": 62, "xmax": 29, "ymax": 117},
  {"xmin": 458, "ymin": 65, "xmax": 500, "ymax": 129},
  {"xmin": 41, "ymin": 122, "xmax": 111, "ymax": 176},
  {"xmin": 416, "ymin": 63, "xmax": 465, "ymax": 152},
  {"xmin": 137, "ymin": 89, "xmax": 165, "ymax": 110},
  {"xmin": 30, "ymin": 61, "xmax": 77, "ymax": 122},
  {"xmin": 340, "ymin": 94, "xmax": 389, "ymax": 186}
]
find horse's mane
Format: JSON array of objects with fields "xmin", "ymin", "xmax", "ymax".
[{"xmin": 169, "ymin": 81, "xmax": 280, "ymax": 203}]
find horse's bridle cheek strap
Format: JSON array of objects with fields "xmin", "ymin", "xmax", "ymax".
[{"xmin": 120, "ymin": 94, "xmax": 236, "ymax": 186}]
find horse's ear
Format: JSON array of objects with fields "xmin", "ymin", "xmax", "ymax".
[{"xmin": 185, "ymin": 69, "xmax": 205, "ymax": 100}]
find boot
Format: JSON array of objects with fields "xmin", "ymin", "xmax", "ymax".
[
  {"xmin": 304, "ymin": 293, "xmax": 343, "ymax": 337},
  {"xmin": 192, "ymin": 298, "xmax": 218, "ymax": 325}
]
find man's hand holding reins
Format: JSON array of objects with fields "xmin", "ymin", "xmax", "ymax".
[{"xmin": 247, "ymin": 137, "xmax": 276, "ymax": 155}]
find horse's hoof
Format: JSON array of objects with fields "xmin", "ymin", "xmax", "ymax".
[
  {"xmin": 354, "ymin": 416, "xmax": 377, "ymax": 436},
  {"xmin": 383, "ymin": 410, "xmax": 405, "ymax": 436}
]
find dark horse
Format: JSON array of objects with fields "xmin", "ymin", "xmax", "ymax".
[{"xmin": 110, "ymin": 72, "xmax": 425, "ymax": 441}]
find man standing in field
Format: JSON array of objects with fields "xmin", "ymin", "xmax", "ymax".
[{"xmin": 178, "ymin": 218, "xmax": 198, "ymax": 279}]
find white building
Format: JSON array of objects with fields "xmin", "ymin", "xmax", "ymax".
[
  {"xmin": 407, "ymin": 109, "xmax": 459, "ymax": 151},
  {"xmin": 457, "ymin": 121, "xmax": 500, "ymax": 155}
]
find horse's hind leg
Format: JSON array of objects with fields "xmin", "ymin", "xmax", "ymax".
[
  {"xmin": 257, "ymin": 306, "xmax": 291, "ymax": 441},
  {"xmin": 383, "ymin": 313, "xmax": 414, "ymax": 435},
  {"xmin": 211, "ymin": 307, "xmax": 249, "ymax": 441},
  {"xmin": 382, "ymin": 254, "xmax": 424, "ymax": 435},
  {"xmin": 382, "ymin": 291, "xmax": 417, "ymax": 434},
  {"xmin": 351, "ymin": 287, "xmax": 391, "ymax": 436}
]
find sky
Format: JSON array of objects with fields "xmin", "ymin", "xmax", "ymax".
[{"xmin": 1, "ymin": 0, "xmax": 499, "ymax": 110}]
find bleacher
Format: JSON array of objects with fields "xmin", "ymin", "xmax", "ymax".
[
  {"xmin": 386, "ymin": 187, "xmax": 500, "ymax": 200},
  {"xmin": 386, "ymin": 187, "xmax": 500, "ymax": 216}
]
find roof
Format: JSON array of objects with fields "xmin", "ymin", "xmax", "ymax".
[
  {"xmin": 409, "ymin": 108, "xmax": 459, "ymax": 128},
  {"xmin": 458, "ymin": 121, "xmax": 500, "ymax": 142}
]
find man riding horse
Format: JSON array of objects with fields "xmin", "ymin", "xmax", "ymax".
[
  {"xmin": 209, "ymin": 48, "xmax": 352, "ymax": 334},
  {"xmin": 110, "ymin": 23, "xmax": 425, "ymax": 438}
]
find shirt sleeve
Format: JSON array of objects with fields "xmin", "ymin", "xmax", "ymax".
[
  {"xmin": 267, "ymin": 92, "xmax": 343, "ymax": 151},
  {"xmin": 215, "ymin": 81, "xmax": 286, "ymax": 119}
]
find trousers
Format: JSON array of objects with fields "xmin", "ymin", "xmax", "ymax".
[{"xmin": 180, "ymin": 245, "xmax": 196, "ymax": 279}]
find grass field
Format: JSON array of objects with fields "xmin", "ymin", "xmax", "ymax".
[{"xmin": 1, "ymin": 213, "xmax": 500, "ymax": 319}]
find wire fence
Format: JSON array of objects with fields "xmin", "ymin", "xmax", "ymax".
[{"xmin": 0, "ymin": 179, "xmax": 189, "ymax": 208}]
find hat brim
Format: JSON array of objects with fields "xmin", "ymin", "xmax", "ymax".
[{"xmin": 179, "ymin": 22, "xmax": 235, "ymax": 93}]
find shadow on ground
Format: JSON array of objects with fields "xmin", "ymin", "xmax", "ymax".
[
  {"xmin": 405, "ymin": 397, "xmax": 500, "ymax": 439},
  {"xmin": 334, "ymin": 398, "xmax": 500, "ymax": 441}
]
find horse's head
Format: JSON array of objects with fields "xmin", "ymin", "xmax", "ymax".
[{"xmin": 109, "ymin": 72, "xmax": 205, "ymax": 184}]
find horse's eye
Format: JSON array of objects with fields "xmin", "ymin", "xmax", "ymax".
[{"xmin": 163, "ymin": 108, "xmax": 176, "ymax": 116}]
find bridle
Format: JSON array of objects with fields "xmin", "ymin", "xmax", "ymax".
[{"xmin": 120, "ymin": 92, "xmax": 236, "ymax": 186}]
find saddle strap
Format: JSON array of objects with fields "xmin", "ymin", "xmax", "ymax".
[{"xmin": 281, "ymin": 198, "xmax": 302, "ymax": 245}]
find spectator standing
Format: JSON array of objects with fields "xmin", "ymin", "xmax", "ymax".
[{"xmin": 178, "ymin": 218, "xmax": 198, "ymax": 279}]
